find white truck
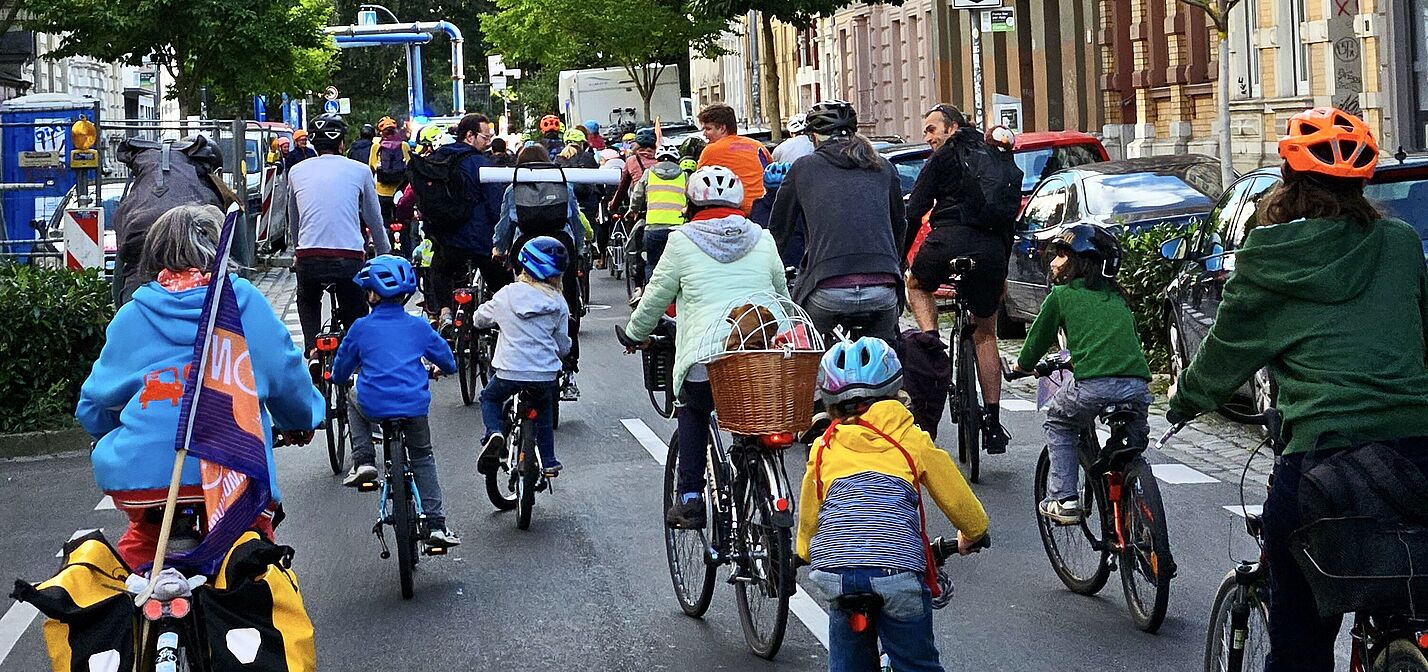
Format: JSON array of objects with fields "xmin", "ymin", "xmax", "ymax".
[{"xmin": 558, "ymin": 65, "xmax": 687, "ymax": 130}]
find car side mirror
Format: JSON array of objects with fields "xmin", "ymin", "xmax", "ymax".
[{"xmin": 1159, "ymin": 237, "xmax": 1189, "ymax": 261}]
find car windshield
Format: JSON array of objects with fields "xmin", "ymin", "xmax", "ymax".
[
  {"xmin": 890, "ymin": 156, "xmax": 927, "ymax": 195},
  {"xmin": 1080, "ymin": 172, "xmax": 1214, "ymax": 217},
  {"xmin": 1013, "ymin": 144, "xmax": 1104, "ymax": 192},
  {"xmin": 1364, "ymin": 177, "xmax": 1428, "ymax": 257}
]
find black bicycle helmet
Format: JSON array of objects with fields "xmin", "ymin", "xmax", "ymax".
[
  {"xmin": 309, "ymin": 114, "xmax": 347, "ymax": 150},
  {"xmin": 359, "ymin": 123, "xmax": 376, "ymax": 140},
  {"xmin": 806, "ymin": 100, "xmax": 858, "ymax": 137},
  {"xmin": 1049, "ymin": 224, "xmax": 1123, "ymax": 278}
]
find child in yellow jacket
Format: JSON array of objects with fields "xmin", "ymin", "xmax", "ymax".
[{"xmin": 799, "ymin": 337, "xmax": 988, "ymax": 672}]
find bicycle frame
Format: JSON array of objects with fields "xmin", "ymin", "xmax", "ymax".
[
  {"xmin": 364, "ymin": 422, "xmax": 435, "ymax": 558},
  {"xmin": 698, "ymin": 415, "xmax": 796, "ymax": 569}
]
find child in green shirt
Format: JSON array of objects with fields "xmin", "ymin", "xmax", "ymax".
[{"xmin": 1014, "ymin": 224, "xmax": 1152, "ymax": 524}]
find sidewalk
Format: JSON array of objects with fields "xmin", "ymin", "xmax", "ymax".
[{"xmin": 251, "ymin": 267, "xmax": 301, "ymax": 345}]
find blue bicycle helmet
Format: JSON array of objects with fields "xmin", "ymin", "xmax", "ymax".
[
  {"xmin": 633, "ymin": 128, "xmax": 658, "ymax": 148},
  {"xmin": 582, "ymin": 120, "xmax": 600, "ymax": 135},
  {"xmin": 817, "ymin": 337, "xmax": 903, "ymax": 407},
  {"xmin": 1048, "ymin": 223, "xmax": 1123, "ymax": 278},
  {"xmin": 354, "ymin": 254, "xmax": 417, "ymax": 299},
  {"xmin": 763, "ymin": 162, "xmax": 791, "ymax": 189},
  {"xmin": 518, "ymin": 236, "xmax": 569, "ymax": 280}
]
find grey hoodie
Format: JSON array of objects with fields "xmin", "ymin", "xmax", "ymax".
[
  {"xmin": 679, "ymin": 213, "xmax": 762, "ymax": 263},
  {"xmin": 472, "ymin": 280, "xmax": 572, "ymax": 381}
]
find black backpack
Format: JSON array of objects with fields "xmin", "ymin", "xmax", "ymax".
[
  {"xmin": 954, "ymin": 139, "xmax": 1024, "ymax": 234},
  {"xmin": 407, "ymin": 148, "xmax": 472, "ymax": 237},
  {"xmin": 511, "ymin": 162, "xmax": 571, "ymax": 237}
]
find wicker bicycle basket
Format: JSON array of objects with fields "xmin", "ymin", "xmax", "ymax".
[{"xmin": 706, "ymin": 350, "xmax": 822, "ymax": 434}]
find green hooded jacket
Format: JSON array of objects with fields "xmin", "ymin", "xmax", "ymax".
[{"xmin": 1168, "ymin": 217, "xmax": 1428, "ymax": 454}]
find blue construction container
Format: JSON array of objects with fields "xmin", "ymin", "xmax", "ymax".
[{"xmin": 1, "ymin": 93, "xmax": 97, "ymax": 253}]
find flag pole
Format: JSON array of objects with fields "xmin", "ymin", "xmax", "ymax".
[{"xmin": 134, "ymin": 204, "xmax": 242, "ymax": 606}]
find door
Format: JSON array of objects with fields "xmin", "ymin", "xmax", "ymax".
[
  {"xmin": 1179, "ymin": 175, "xmax": 1277, "ymax": 361},
  {"xmin": 1006, "ymin": 175, "xmax": 1071, "ymax": 320}
]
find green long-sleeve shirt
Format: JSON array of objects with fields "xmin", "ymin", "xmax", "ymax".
[{"xmin": 1017, "ymin": 279, "xmax": 1152, "ymax": 381}]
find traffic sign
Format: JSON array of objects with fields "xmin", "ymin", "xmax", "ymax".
[
  {"xmin": 952, "ymin": 0, "xmax": 1001, "ymax": 8},
  {"xmin": 983, "ymin": 7, "xmax": 1016, "ymax": 31},
  {"xmin": 338, "ymin": 98, "xmax": 351, "ymax": 115},
  {"xmin": 324, "ymin": 86, "xmax": 339, "ymax": 101},
  {"xmin": 491, "ymin": 75, "xmax": 508, "ymax": 92},
  {"xmin": 63, "ymin": 208, "xmax": 103, "ymax": 270},
  {"xmin": 323, "ymin": 99, "xmax": 340, "ymax": 115}
]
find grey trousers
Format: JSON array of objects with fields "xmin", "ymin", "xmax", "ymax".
[
  {"xmin": 1043, "ymin": 376, "xmax": 1152, "ymax": 500},
  {"xmin": 348, "ymin": 392, "xmax": 447, "ymax": 524}
]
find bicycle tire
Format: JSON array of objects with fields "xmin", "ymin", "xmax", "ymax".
[
  {"xmin": 734, "ymin": 449, "xmax": 793, "ymax": 660},
  {"xmin": 1119, "ymin": 457, "xmax": 1174, "ymax": 633},
  {"xmin": 457, "ymin": 330, "xmax": 476, "ymax": 406},
  {"xmin": 485, "ymin": 406, "xmax": 520, "ymax": 511},
  {"xmin": 1034, "ymin": 447, "xmax": 1111, "ymax": 595},
  {"xmin": 322, "ymin": 375, "xmax": 343, "ymax": 475},
  {"xmin": 516, "ymin": 415, "xmax": 538, "ymax": 530},
  {"xmin": 1204, "ymin": 569, "xmax": 1269, "ymax": 672},
  {"xmin": 957, "ymin": 330, "xmax": 981, "ymax": 483},
  {"xmin": 1375, "ymin": 640, "xmax": 1428, "ymax": 672},
  {"xmin": 663, "ymin": 434, "xmax": 716, "ymax": 617},
  {"xmin": 335, "ymin": 389, "xmax": 349, "ymax": 471},
  {"xmin": 625, "ymin": 254, "xmax": 639, "ymax": 299},
  {"xmin": 389, "ymin": 427, "xmax": 417, "ymax": 599}
]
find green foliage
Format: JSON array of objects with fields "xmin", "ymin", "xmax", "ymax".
[
  {"xmin": 0, "ymin": 265, "xmax": 114, "ymax": 433},
  {"xmin": 1118, "ymin": 223, "xmax": 1191, "ymax": 373},
  {"xmin": 23, "ymin": 0, "xmax": 336, "ymax": 116}
]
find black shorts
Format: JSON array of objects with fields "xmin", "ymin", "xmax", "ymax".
[{"xmin": 909, "ymin": 226, "xmax": 1009, "ymax": 318}]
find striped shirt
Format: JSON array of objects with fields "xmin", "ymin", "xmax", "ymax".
[{"xmin": 809, "ymin": 471, "xmax": 926, "ymax": 572}]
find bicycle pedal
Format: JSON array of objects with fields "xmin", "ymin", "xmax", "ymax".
[
  {"xmin": 356, "ymin": 481, "xmax": 379, "ymax": 493},
  {"xmin": 423, "ymin": 545, "xmax": 448, "ymax": 556}
]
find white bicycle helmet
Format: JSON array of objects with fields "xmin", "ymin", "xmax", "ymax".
[
  {"xmin": 786, "ymin": 113, "xmax": 808, "ymax": 135},
  {"xmin": 686, "ymin": 165, "xmax": 745, "ymax": 208}
]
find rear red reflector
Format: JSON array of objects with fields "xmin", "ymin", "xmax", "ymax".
[
  {"xmin": 316, "ymin": 336, "xmax": 339, "ymax": 352},
  {"xmin": 453, "ymin": 291, "xmax": 473, "ymax": 305}
]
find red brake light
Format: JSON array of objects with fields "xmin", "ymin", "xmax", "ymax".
[
  {"xmin": 389, "ymin": 223, "xmax": 403, "ymax": 232},
  {"xmin": 526, "ymin": 408, "xmax": 538, "ymax": 420},
  {"xmin": 316, "ymin": 336, "xmax": 339, "ymax": 352},
  {"xmin": 774, "ymin": 497, "xmax": 790, "ymax": 512},
  {"xmin": 454, "ymin": 320, "xmax": 463, "ymax": 327},
  {"xmin": 848, "ymin": 612, "xmax": 869, "ymax": 633},
  {"xmin": 759, "ymin": 433, "xmax": 796, "ymax": 449},
  {"xmin": 1418, "ymin": 631, "xmax": 1428, "ymax": 649},
  {"xmin": 322, "ymin": 371, "xmax": 331, "ymax": 381},
  {"xmin": 142, "ymin": 599, "xmax": 165, "ymax": 621},
  {"xmin": 453, "ymin": 291, "xmax": 473, "ymax": 305}
]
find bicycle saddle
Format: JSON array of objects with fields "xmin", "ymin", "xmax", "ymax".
[
  {"xmin": 1098, "ymin": 403, "xmax": 1140, "ymax": 427},
  {"xmin": 1096, "ymin": 403, "xmax": 1145, "ymax": 470},
  {"xmin": 830, "ymin": 592, "xmax": 884, "ymax": 613}
]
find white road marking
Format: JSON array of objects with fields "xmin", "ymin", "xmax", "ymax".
[
  {"xmin": 586, "ymin": 304, "xmax": 611, "ymax": 311},
  {"xmin": 1151, "ymin": 463, "xmax": 1219, "ymax": 485},
  {"xmin": 999, "ymin": 399, "xmax": 1038, "ymax": 413},
  {"xmin": 55, "ymin": 528, "xmax": 102, "ymax": 558},
  {"xmin": 1096, "ymin": 429, "xmax": 1111, "ymax": 444},
  {"xmin": 1223, "ymin": 504, "xmax": 1264, "ymax": 517},
  {"xmin": 620, "ymin": 418, "xmax": 668, "ymax": 465},
  {"xmin": 0, "ymin": 601, "xmax": 39, "ymax": 665},
  {"xmin": 621, "ymin": 417, "xmax": 831, "ymax": 650},
  {"xmin": 94, "ymin": 496, "xmax": 115, "ymax": 511}
]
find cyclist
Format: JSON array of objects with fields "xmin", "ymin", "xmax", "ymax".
[
  {"xmin": 1012, "ymin": 224, "xmax": 1151, "ymax": 524},
  {"xmin": 622, "ymin": 166, "xmax": 790, "ymax": 528},
  {"xmin": 556, "ymin": 126, "xmax": 602, "ymax": 245},
  {"xmin": 904, "ymin": 103, "xmax": 1021, "ymax": 454},
  {"xmin": 489, "ymin": 137, "xmax": 516, "ymax": 167},
  {"xmin": 748, "ymin": 161, "xmax": 787, "ymax": 227},
  {"xmin": 608, "ymin": 129, "xmax": 658, "ymax": 215},
  {"xmin": 800, "ymin": 337, "xmax": 988, "ymax": 672},
  {"xmin": 679, "ymin": 136, "xmax": 707, "ymax": 166},
  {"xmin": 369, "ymin": 117, "xmax": 411, "ymax": 240},
  {"xmin": 495, "ymin": 145, "xmax": 588, "ymax": 400},
  {"xmin": 696, "ymin": 103, "xmax": 773, "ymax": 214},
  {"xmin": 475, "ymin": 237, "xmax": 573, "ymax": 479},
  {"xmin": 285, "ymin": 114, "xmax": 390, "ymax": 358},
  {"xmin": 331, "ymin": 255, "xmax": 461, "ymax": 547},
  {"xmin": 347, "ymin": 122, "xmax": 376, "ymax": 163},
  {"xmin": 582, "ymin": 120, "xmax": 606, "ymax": 151},
  {"xmin": 285, "ymin": 129, "xmax": 317, "ymax": 170},
  {"xmin": 538, "ymin": 114, "xmax": 565, "ymax": 160},
  {"xmin": 1166, "ymin": 107, "xmax": 1428, "ymax": 672},
  {"xmin": 768, "ymin": 100, "xmax": 905, "ymax": 343},
  {"xmin": 771, "ymin": 112, "xmax": 814, "ymax": 164},
  {"xmin": 628, "ymin": 146, "xmax": 687, "ymax": 285},
  {"xmin": 76, "ymin": 205, "xmax": 323, "ymax": 569}
]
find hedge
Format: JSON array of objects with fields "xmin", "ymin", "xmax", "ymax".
[
  {"xmin": 0, "ymin": 264, "xmax": 113, "ymax": 433},
  {"xmin": 1119, "ymin": 222, "xmax": 1192, "ymax": 374}
]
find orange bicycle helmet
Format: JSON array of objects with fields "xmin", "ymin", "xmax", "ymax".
[
  {"xmin": 539, "ymin": 115, "xmax": 562, "ymax": 133},
  {"xmin": 377, "ymin": 116, "xmax": 398, "ymax": 134},
  {"xmin": 1278, "ymin": 107, "xmax": 1378, "ymax": 180}
]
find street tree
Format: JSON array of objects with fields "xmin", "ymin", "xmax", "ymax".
[
  {"xmin": 23, "ymin": 0, "xmax": 336, "ymax": 117},
  {"xmin": 482, "ymin": 0, "xmax": 728, "ymax": 124},
  {"xmin": 1179, "ymin": 0, "xmax": 1238, "ymax": 187}
]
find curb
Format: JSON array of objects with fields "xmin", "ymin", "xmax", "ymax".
[{"xmin": 0, "ymin": 427, "xmax": 92, "ymax": 459}]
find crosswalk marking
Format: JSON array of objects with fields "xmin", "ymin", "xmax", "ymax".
[
  {"xmin": 999, "ymin": 398, "xmax": 1038, "ymax": 412},
  {"xmin": 94, "ymin": 496, "xmax": 115, "ymax": 511},
  {"xmin": 55, "ymin": 528, "xmax": 102, "ymax": 558},
  {"xmin": 1223, "ymin": 504, "xmax": 1263, "ymax": 517},
  {"xmin": 1151, "ymin": 463, "xmax": 1219, "ymax": 484},
  {"xmin": 620, "ymin": 418, "xmax": 668, "ymax": 466}
]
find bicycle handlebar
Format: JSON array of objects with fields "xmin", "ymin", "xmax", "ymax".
[
  {"xmin": 930, "ymin": 533, "xmax": 991, "ymax": 565},
  {"xmin": 1001, "ymin": 354, "xmax": 1072, "ymax": 382},
  {"xmin": 1156, "ymin": 405, "xmax": 1284, "ymax": 453},
  {"xmin": 614, "ymin": 324, "xmax": 668, "ymax": 349}
]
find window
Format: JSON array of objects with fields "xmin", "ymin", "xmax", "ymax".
[
  {"xmin": 1012, "ymin": 144, "xmax": 1105, "ymax": 193},
  {"xmin": 1288, "ymin": 0, "xmax": 1310, "ymax": 95},
  {"xmin": 889, "ymin": 154, "xmax": 928, "ymax": 196},
  {"xmin": 1414, "ymin": 0, "xmax": 1428, "ymax": 147},
  {"xmin": 1364, "ymin": 176, "xmax": 1428, "ymax": 257},
  {"xmin": 1080, "ymin": 173, "xmax": 1215, "ymax": 217},
  {"xmin": 1235, "ymin": 0, "xmax": 1261, "ymax": 97},
  {"xmin": 1020, "ymin": 178, "xmax": 1070, "ymax": 231}
]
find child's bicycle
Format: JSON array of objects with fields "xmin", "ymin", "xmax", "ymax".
[
  {"xmin": 1003, "ymin": 354, "xmax": 1176, "ymax": 633},
  {"xmin": 313, "ymin": 283, "xmax": 349, "ymax": 475},
  {"xmin": 483, "ymin": 384, "xmax": 556, "ymax": 530}
]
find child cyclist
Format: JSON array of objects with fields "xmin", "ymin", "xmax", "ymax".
[
  {"xmin": 799, "ymin": 336, "xmax": 989, "ymax": 672},
  {"xmin": 475, "ymin": 237, "xmax": 573, "ymax": 479},
  {"xmin": 1013, "ymin": 224, "xmax": 1152, "ymax": 524},
  {"xmin": 332, "ymin": 254, "xmax": 461, "ymax": 548}
]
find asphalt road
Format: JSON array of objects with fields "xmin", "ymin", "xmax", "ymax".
[{"xmin": 1, "ymin": 273, "xmax": 1285, "ymax": 671}]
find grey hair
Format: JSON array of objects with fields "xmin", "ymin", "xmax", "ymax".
[
  {"xmin": 140, "ymin": 204, "xmax": 231, "ymax": 281},
  {"xmin": 816, "ymin": 133, "xmax": 885, "ymax": 171}
]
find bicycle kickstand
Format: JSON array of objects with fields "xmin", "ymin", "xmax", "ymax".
[{"xmin": 372, "ymin": 520, "xmax": 391, "ymax": 559}]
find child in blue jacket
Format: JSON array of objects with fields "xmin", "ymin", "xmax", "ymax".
[{"xmin": 332, "ymin": 255, "xmax": 461, "ymax": 547}]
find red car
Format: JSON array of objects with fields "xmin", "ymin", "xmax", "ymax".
[{"xmin": 887, "ymin": 130, "xmax": 1111, "ymax": 266}]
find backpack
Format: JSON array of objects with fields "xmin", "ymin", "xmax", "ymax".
[
  {"xmin": 511, "ymin": 162, "xmax": 571, "ymax": 238},
  {"xmin": 375, "ymin": 140, "xmax": 408, "ymax": 186},
  {"xmin": 407, "ymin": 148, "xmax": 472, "ymax": 237},
  {"xmin": 954, "ymin": 139, "xmax": 1023, "ymax": 234}
]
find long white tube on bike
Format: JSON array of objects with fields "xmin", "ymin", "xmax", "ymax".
[{"xmin": 476, "ymin": 167, "xmax": 623, "ymax": 185}]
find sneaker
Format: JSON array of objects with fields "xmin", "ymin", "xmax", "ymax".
[
  {"xmin": 560, "ymin": 373, "xmax": 580, "ymax": 401},
  {"xmin": 982, "ymin": 415, "xmax": 1011, "ymax": 455},
  {"xmin": 342, "ymin": 463, "xmax": 378, "ymax": 488},
  {"xmin": 1039, "ymin": 496, "xmax": 1082, "ymax": 525},
  {"xmin": 594, "ymin": 257, "xmax": 606, "ymax": 270},
  {"xmin": 665, "ymin": 495, "xmax": 707, "ymax": 529},
  {"xmin": 476, "ymin": 433, "xmax": 506, "ymax": 475},
  {"xmin": 426, "ymin": 526, "xmax": 462, "ymax": 548},
  {"xmin": 541, "ymin": 459, "xmax": 563, "ymax": 478},
  {"xmin": 799, "ymin": 411, "xmax": 832, "ymax": 445},
  {"xmin": 308, "ymin": 358, "xmax": 323, "ymax": 387},
  {"xmin": 628, "ymin": 287, "xmax": 643, "ymax": 307}
]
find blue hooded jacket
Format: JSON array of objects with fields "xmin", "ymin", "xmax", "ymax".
[
  {"xmin": 430, "ymin": 143, "xmax": 506, "ymax": 254},
  {"xmin": 330, "ymin": 301, "xmax": 457, "ymax": 419},
  {"xmin": 77, "ymin": 277, "xmax": 324, "ymax": 499}
]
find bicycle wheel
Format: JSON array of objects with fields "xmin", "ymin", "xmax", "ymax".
[
  {"xmin": 457, "ymin": 330, "xmax": 477, "ymax": 406},
  {"xmin": 515, "ymin": 415, "xmax": 538, "ymax": 530},
  {"xmin": 1120, "ymin": 457, "xmax": 1174, "ymax": 633},
  {"xmin": 485, "ymin": 410, "xmax": 519, "ymax": 511},
  {"xmin": 1034, "ymin": 446, "xmax": 1111, "ymax": 595},
  {"xmin": 1375, "ymin": 641, "xmax": 1428, "ymax": 672},
  {"xmin": 956, "ymin": 331, "xmax": 981, "ymax": 483},
  {"xmin": 734, "ymin": 450, "xmax": 793, "ymax": 660},
  {"xmin": 389, "ymin": 429, "xmax": 418, "ymax": 599},
  {"xmin": 322, "ymin": 375, "xmax": 343, "ymax": 475},
  {"xmin": 663, "ymin": 434, "xmax": 716, "ymax": 617},
  {"xmin": 1204, "ymin": 570, "xmax": 1269, "ymax": 672},
  {"xmin": 625, "ymin": 254, "xmax": 639, "ymax": 299}
]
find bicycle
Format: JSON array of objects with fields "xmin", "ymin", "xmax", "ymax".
[
  {"xmin": 127, "ymin": 505, "xmax": 209, "ymax": 672},
  {"xmin": 606, "ymin": 214, "xmax": 628, "ymax": 279},
  {"xmin": 1161, "ymin": 407, "xmax": 1428, "ymax": 672},
  {"xmin": 1004, "ymin": 354, "xmax": 1176, "ymax": 633},
  {"xmin": 451, "ymin": 268, "xmax": 495, "ymax": 405},
  {"xmin": 482, "ymin": 384, "xmax": 556, "ymax": 530},
  {"xmin": 624, "ymin": 219, "xmax": 647, "ymax": 300},
  {"xmin": 354, "ymin": 411, "xmax": 451, "ymax": 599},
  {"xmin": 940, "ymin": 256, "xmax": 983, "ymax": 483},
  {"xmin": 313, "ymin": 283, "xmax": 349, "ymax": 475}
]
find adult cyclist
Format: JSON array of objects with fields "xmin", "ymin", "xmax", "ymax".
[
  {"xmin": 771, "ymin": 112, "xmax": 814, "ymax": 164},
  {"xmin": 768, "ymin": 100, "xmax": 905, "ymax": 343},
  {"xmin": 1167, "ymin": 107, "xmax": 1428, "ymax": 672},
  {"xmin": 285, "ymin": 114, "xmax": 390, "ymax": 359}
]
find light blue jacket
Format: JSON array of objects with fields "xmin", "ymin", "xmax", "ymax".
[{"xmin": 472, "ymin": 281, "xmax": 572, "ymax": 381}]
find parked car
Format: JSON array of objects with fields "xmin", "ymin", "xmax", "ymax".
[
  {"xmin": 1002, "ymin": 154, "xmax": 1224, "ymax": 330},
  {"xmin": 1156, "ymin": 153, "xmax": 1428, "ymax": 412},
  {"xmin": 880, "ymin": 130, "xmax": 1110, "ymax": 203}
]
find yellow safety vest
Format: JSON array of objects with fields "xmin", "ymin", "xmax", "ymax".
[{"xmin": 645, "ymin": 171, "xmax": 687, "ymax": 227}]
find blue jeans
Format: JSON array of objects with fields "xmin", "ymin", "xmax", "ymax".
[
  {"xmin": 479, "ymin": 377, "xmax": 558, "ymax": 465},
  {"xmin": 1043, "ymin": 376, "xmax": 1152, "ymax": 500},
  {"xmin": 809, "ymin": 568, "xmax": 943, "ymax": 672},
  {"xmin": 643, "ymin": 225, "xmax": 674, "ymax": 283},
  {"xmin": 674, "ymin": 380, "xmax": 714, "ymax": 496},
  {"xmin": 347, "ymin": 396, "xmax": 446, "ymax": 525},
  {"xmin": 800, "ymin": 284, "xmax": 900, "ymax": 344}
]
